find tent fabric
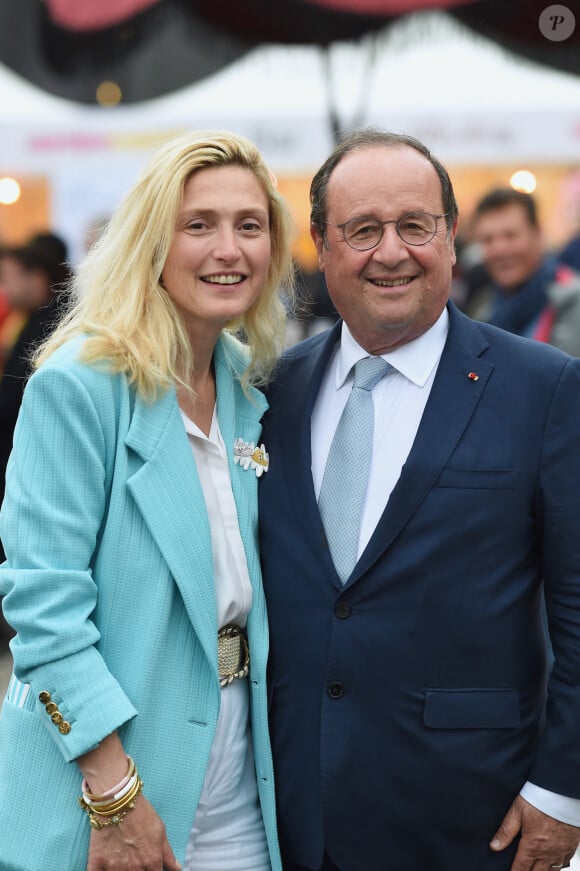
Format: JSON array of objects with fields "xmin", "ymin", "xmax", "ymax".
[
  {"xmin": 453, "ymin": 1, "xmax": 580, "ymax": 79},
  {"xmin": 0, "ymin": 0, "xmax": 255, "ymax": 103},
  {"xmin": 0, "ymin": 0, "xmax": 578, "ymax": 104}
]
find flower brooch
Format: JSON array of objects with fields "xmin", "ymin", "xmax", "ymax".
[{"xmin": 233, "ymin": 437, "xmax": 269, "ymax": 477}]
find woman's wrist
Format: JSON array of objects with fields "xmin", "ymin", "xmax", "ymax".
[
  {"xmin": 79, "ymin": 767, "xmax": 144, "ymax": 829},
  {"xmin": 76, "ymin": 731, "xmax": 129, "ymax": 795}
]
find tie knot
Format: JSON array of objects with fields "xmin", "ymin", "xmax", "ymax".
[{"xmin": 353, "ymin": 356, "xmax": 391, "ymax": 392}]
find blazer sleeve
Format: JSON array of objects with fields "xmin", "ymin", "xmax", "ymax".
[
  {"xmin": 0, "ymin": 359, "xmax": 138, "ymax": 762},
  {"xmin": 529, "ymin": 355, "xmax": 580, "ymax": 797}
]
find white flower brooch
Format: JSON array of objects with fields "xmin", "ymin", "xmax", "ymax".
[{"xmin": 233, "ymin": 438, "xmax": 269, "ymax": 477}]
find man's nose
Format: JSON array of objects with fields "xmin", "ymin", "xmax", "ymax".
[{"xmin": 372, "ymin": 223, "xmax": 409, "ymax": 263}]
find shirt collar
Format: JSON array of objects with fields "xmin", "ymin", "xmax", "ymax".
[
  {"xmin": 180, "ymin": 406, "xmax": 220, "ymax": 443},
  {"xmin": 336, "ymin": 307, "xmax": 449, "ymax": 389}
]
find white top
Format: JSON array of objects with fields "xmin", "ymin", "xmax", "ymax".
[
  {"xmin": 180, "ymin": 408, "xmax": 269, "ymax": 870},
  {"xmin": 311, "ymin": 309, "xmax": 580, "ymax": 827},
  {"xmin": 180, "ymin": 408, "xmax": 252, "ymax": 629}
]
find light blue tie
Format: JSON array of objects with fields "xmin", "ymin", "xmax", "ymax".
[{"xmin": 318, "ymin": 355, "xmax": 391, "ymax": 584}]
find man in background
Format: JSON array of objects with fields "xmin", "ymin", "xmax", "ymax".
[{"xmin": 467, "ymin": 187, "xmax": 580, "ymax": 355}]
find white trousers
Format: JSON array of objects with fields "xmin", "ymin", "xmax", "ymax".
[{"xmin": 184, "ymin": 679, "xmax": 270, "ymax": 871}]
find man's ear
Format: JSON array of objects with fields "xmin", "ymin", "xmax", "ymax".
[
  {"xmin": 450, "ymin": 218, "xmax": 459, "ymax": 267},
  {"xmin": 310, "ymin": 222, "xmax": 326, "ymax": 271}
]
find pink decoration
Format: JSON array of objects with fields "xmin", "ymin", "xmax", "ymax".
[{"xmin": 45, "ymin": 0, "xmax": 159, "ymax": 32}]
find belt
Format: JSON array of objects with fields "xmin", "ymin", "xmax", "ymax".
[{"xmin": 218, "ymin": 624, "xmax": 249, "ymax": 687}]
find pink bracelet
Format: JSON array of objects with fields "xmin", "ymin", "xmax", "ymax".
[
  {"xmin": 81, "ymin": 755, "xmax": 135, "ymax": 801},
  {"xmin": 84, "ymin": 773, "xmax": 139, "ymax": 808}
]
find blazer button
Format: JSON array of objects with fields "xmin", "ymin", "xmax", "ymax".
[
  {"xmin": 39, "ymin": 691, "xmax": 51, "ymax": 704},
  {"xmin": 51, "ymin": 711, "xmax": 63, "ymax": 725},
  {"xmin": 59, "ymin": 721, "xmax": 72, "ymax": 735},
  {"xmin": 45, "ymin": 702, "xmax": 58, "ymax": 715},
  {"xmin": 334, "ymin": 602, "xmax": 351, "ymax": 619},
  {"xmin": 328, "ymin": 682, "xmax": 344, "ymax": 699}
]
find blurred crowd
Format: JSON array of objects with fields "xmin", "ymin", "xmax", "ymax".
[{"xmin": 0, "ymin": 232, "xmax": 71, "ymax": 644}]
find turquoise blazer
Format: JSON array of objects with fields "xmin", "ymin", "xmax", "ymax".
[{"xmin": 0, "ymin": 333, "xmax": 281, "ymax": 871}]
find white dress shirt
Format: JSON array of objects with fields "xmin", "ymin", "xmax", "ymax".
[
  {"xmin": 311, "ymin": 310, "xmax": 580, "ymax": 828},
  {"xmin": 312, "ymin": 310, "xmax": 448, "ymax": 558}
]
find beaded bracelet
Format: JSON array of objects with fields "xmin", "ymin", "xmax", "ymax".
[{"xmin": 79, "ymin": 778, "xmax": 143, "ymax": 829}]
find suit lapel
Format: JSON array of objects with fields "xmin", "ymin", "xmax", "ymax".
[
  {"xmin": 270, "ymin": 311, "xmax": 495, "ymax": 587},
  {"xmin": 354, "ymin": 306, "xmax": 494, "ymax": 582},
  {"xmin": 274, "ymin": 324, "xmax": 343, "ymax": 578}
]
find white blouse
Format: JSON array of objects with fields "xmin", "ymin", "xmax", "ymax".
[
  {"xmin": 179, "ymin": 407, "xmax": 270, "ymax": 871},
  {"xmin": 180, "ymin": 408, "xmax": 252, "ymax": 629}
]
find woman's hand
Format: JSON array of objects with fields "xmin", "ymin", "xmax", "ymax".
[
  {"xmin": 86, "ymin": 792, "xmax": 181, "ymax": 871},
  {"xmin": 78, "ymin": 732, "xmax": 181, "ymax": 870}
]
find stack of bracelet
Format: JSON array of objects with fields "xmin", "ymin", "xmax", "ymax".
[{"xmin": 78, "ymin": 755, "xmax": 143, "ymax": 829}]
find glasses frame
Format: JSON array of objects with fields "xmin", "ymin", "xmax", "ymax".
[{"xmin": 323, "ymin": 212, "xmax": 450, "ymax": 250}]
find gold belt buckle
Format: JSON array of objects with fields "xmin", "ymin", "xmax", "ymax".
[{"xmin": 218, "ymin": 624, "xmax": 249, "ymax": 687}]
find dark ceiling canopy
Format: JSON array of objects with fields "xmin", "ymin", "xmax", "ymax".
[{"xmin": 0, "ymin": 0, "xmax": 578, "ymax": 105}]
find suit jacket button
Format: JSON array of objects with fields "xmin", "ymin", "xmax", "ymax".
[
  {"xmin": 328, "ymin": 682, "xmax": 344, "ymax": 699},
  {"xmin": 335, "ymin": 602, "xmax": 351, "ymax": 619},
  {"xmin": 58, "ymin": 721, "xmax": 72, "ymax": 735},
  {"xmin": 45, "ymin": 702, "xmax": 58, "ymax": 715},
  {"xmin": 51, "ymin": 711, "xmax": 63, "ymax": 724},
  {"xmin": 39, "ymin": 691, "xmax": 51, "ymax": 704}
]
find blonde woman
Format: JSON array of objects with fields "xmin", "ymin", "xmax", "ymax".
[{"xmin": 0, "ymin": 130, "xmax": 294, "ymax": 871}]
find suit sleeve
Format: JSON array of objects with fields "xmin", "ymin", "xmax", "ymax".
[
  {"xmin": 528, "ymin": 355, "xmax": 580, "ymax": 797},
  {"xmin": 0, "ymin": 361, "xmax": 138, "ymax": 762}
]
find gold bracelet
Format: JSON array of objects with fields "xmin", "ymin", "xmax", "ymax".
[
  {"xmin": 82, "ymin": 756, "xmax": 136, "ymax": 803},
  {"xmin": 85, "ymin": 776, "xmax": 142, "ymax": 815},
  {"xmin": 79, "ymin": 778, "xmax": 143, "ymax": 828},
  {"xmin": 85, "ymin": 770, "xmax": 140, "ymax": 809}
]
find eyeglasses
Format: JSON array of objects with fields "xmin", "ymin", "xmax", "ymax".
[{"xmin": 324, "ymin": 212, "xmax": 449, "ymax": 251}]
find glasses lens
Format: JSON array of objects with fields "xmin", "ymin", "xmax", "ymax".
[
  {"xmin": 398, "ymin": 213, "xmax": 437, "ymax": 245},
  {"xmin": 343, "ymin": 218, "xmax": 383, "ymax": 250}
]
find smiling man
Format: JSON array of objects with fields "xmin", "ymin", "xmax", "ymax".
[
  {"xmin": 258, "ymin": 129, "xmax": 580, "ymax": 871},
  {"xmin": 468, "ymin": 188, "xmax": 580, "ymax": 356}
]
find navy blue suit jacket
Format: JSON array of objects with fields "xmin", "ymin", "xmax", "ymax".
[{"xmin": 259, "ymin": 303, "xmax": 580, "ymax": 871}]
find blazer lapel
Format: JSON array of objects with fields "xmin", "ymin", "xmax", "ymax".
[
  {"xmin": 124, "ymin": 386, "xmax": 217, "ymax": 666},
  {"xmin": 213, "ymin": 336, "xmax": 268, "ymax": 598},
  {"xmin": 354, "ymin": 306, "xmax": 494, "ymax": 581}
]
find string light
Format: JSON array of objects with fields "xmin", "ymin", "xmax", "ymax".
[
  {"xmin": 96, "ymin": 81, "xmax": 122, "ymax": 107},
  {"xmin": 0, "ymin": 177, "xmax": 21, "ymax": 205},
  {"xmin": 510, "ymin": 170, "xmax": 537, "ymax": 194}
]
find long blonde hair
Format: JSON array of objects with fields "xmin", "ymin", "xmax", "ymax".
[{"xmin": 34, "ymin": 130, "xmax": 295, "ymax": 399}]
